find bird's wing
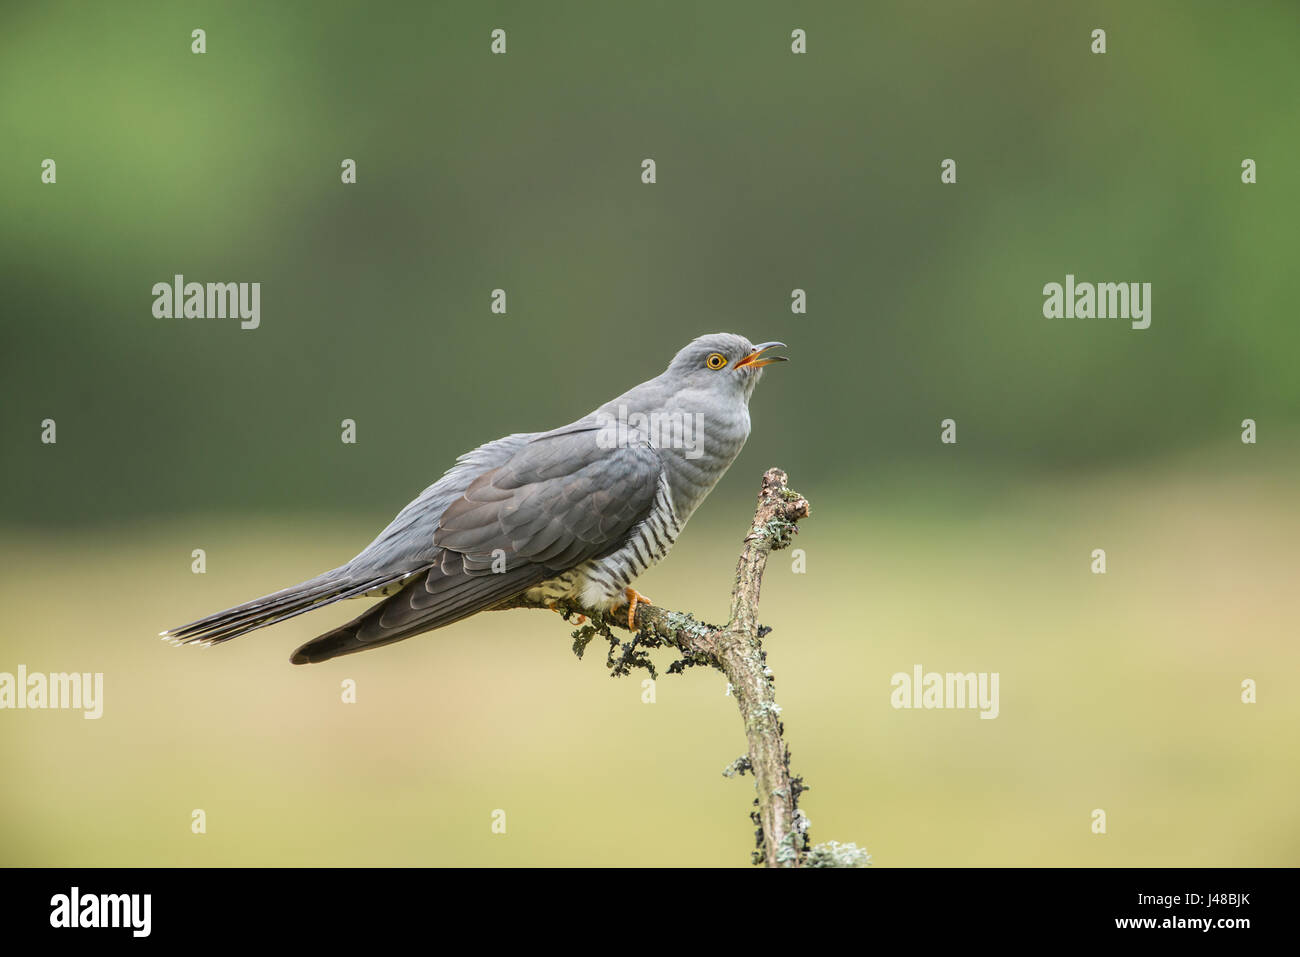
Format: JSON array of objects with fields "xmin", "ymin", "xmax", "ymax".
[
  {"xmin": 161, "ymin": 433, "xmax": 536, "ymax": 646},
  {"xmin": 433, "ymin": 423, "xmax": 663, "ymax": 570},
  {"xmin": 290, "ymin": 426, "xmax": 663, "ymax": 663},
  {"xmin": 343, "ymin": 431, "xmax": 535, "ymax": 573}
]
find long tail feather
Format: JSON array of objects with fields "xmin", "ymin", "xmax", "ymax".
[
  {"xmin": 160, "ymin": 568, "xmax": 416, "ymax": 647},
  {"xmin": 289, "ymin": 564, "xmax": 544, "ymax": 664}
]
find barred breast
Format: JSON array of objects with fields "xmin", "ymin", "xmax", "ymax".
[
  {"xmin": 521, "ymin": 472, "xmax": 680, "ymax": 610},
  {"xmin": 526, "ymin": 404, "xmax": 751, "ymax": 611},
  {"xmin": 575, "ymin": 471, "xmax": 682, "ymax": 607}
]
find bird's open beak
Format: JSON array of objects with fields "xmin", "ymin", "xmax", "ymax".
[{"xmin": 734, "ymin": 341, "xmax": 789, "ymax": 369}]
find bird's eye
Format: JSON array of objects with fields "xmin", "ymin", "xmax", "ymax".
[{"xmin": 705, "ymin": 353, "xmax": 727, "ymax": 370}]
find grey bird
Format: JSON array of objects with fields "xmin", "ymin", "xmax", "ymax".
[{"xmin": 161, "ymin": 333, "xmax": 787, "ymax": 664}]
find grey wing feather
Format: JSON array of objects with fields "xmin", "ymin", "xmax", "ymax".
[
  {"xmin": 435, "ymin": 425, "xmax": 662, "ymax": 568},
  {"xmin": 161, "ymin": 433, "xmax": 535, "ymax": 646},
  {"xmin": 290, "ymin": 426, "xmax": 663, "ymax": 664},
  {"xmin": 343, "ymin": 431, "xmax": 536, "ymax": 573}
]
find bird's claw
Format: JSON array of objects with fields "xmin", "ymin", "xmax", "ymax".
[
  {"xmin": 548, "ymin": 601, "xmax": 586, "ymax": 625},
  {"xmin": 621, "ymin": 587, "xmax": 653, "ymax": 630}
]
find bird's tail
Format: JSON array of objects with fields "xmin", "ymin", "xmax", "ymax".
[
  {"xmin": 160, "ymin": 567, "xmax": 411, "ymax": 647},
  {"xmin": 289, "ymin": 563, "xmax": 546, "ymax": 665}
]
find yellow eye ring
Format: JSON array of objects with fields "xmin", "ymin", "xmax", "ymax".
[{"xmin": 706, "ymin": 353, "xmax": 727, "ymax": 370}]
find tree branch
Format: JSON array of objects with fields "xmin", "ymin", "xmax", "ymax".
[{"xmin": 498, "ymin": 467, "xmax": 868, "ymax": 867}]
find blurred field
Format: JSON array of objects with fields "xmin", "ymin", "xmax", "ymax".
[{"xmin": 2, "ymin": 447, "xmax": 1296, "ymax": 867}]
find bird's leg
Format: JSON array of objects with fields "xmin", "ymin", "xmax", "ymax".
[
  {"xmin": 547, "ymin": 600, "xmax": 586, "ymax": 625},
  {"xmin": 620, "ymin": 587, "xmax": 654, "ymax": 630}
]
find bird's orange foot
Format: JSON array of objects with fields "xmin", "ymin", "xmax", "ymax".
[
  {"xmin": 621, "ymin": 587, "xmax": 654, "ymax": 630},
  {"xmin": 547, "ymin": 601, "xmax": 586, "ymax": 625}
]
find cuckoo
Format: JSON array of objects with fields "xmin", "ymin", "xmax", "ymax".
[{"xmin": 161, "ymin": 333, "xmax": 787, "ymax": 664}]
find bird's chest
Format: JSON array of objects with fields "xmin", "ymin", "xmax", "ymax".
[
  {"xmin": 656, "ymin": 419, "xmax": 750, "ymax": 523},
  {"xmin": 527, "ymin": 480, "xmax": 683, "ymax": 610}
]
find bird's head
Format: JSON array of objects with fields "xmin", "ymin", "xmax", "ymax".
[{"xmin": 662, "ymin": 333, "xmax": 788, "ymax": 402}]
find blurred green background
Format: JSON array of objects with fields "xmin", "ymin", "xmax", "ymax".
[{"xmin": 2, "ymin": 1, "xmax": 1297, "ymax": 866}]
